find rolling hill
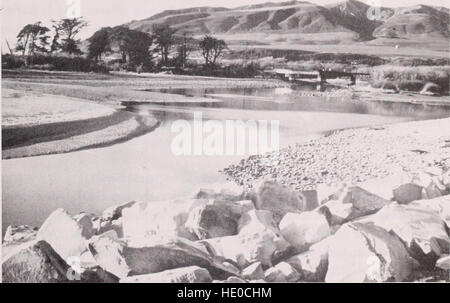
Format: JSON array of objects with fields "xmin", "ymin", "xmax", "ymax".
[{"xmin": 125, "ymin": 0, "xmax": 449, "ymax": 43}]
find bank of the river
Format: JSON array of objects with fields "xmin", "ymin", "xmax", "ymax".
[
  {"xmin": 2, "ymin": 88, "xmax": 159, "ymax": 159},
  {"xmin": 223, "ymin": 117, "xmax": 450, "ymax": 191}
]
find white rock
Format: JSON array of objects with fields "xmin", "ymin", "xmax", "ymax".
[
  {"xmin": 264, "ymin": 262, "xmax": 301, "ymax": 282},
  {"xmin": 122, "ymin": 199, "xmax": 208, "ymax": 246},
  {"xmin": 185, "ymin": 204, "xmax": 238, "ymax": 240},
  {"xmin": 200, "ymin": 211, "xmax": 291, "ymax": 269},
  {"xmin": 242, "ymin": 262, "xmax": 264, "ymax": 280},
  {"xmin": 435, "ymin": 255, "xmax": 450, "ymax": 271},
  {"xmin": 279, "ymin": 211, "xmax": 330, "ymax": 252},
  {"xmin": 36, "ymin": 209, "xmax": 90, "ymax": 261},
  {"xmin": 326, "ymin": 223, "xmax": 418, "ymax": 282},
  {"xmin": 88, "ymin": 235, "xmax": 237, "ymax": 279},
  {"xmin": 285, "ymin": 238, "xmax": 330, "ymax": 282},
  {"xmin": 251, "ymin": 180, "xmax": 306, "ymax": 219},
  {"xmin": 120, "ymin": 266, "xmax": 212, "ymax": 283},
  {"xmin": 408, "ymin": 195, "xmax": 450, "ymax": 226},
  {"xmin": 368, "ymin": 204, "xmax": 450, "ymax": 266}
]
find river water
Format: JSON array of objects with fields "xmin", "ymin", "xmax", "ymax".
[{"xmin": 3, "ymin": 87, "xmax": 450, "ymax": 232}]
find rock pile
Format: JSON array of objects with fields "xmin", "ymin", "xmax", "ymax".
[{"xmin": 2, "ymin": 170, "xmax": 450, "ymax": 283}]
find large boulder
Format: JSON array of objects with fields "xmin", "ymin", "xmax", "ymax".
[
  {"xmin": 365, "ymin": 204, "xmax": 450, "ymax": 267},
  {"xmin": 250, "ymin": 180, "xmax": 306, "ymax": 220},
  {"xmin": 326, "ymin": 223, "xmax": 418, "ymax": 282},
  {"xmin": 2, "ymin": 241, "xmax": 70, "ymax": 283},
  {"xmin": 279, "ymin": 211, "xmax": 330, "ymax": 252},
  {"xmin": 408, "ymin": 195, "xmax": 450, "ymax": 226},
  {"xmin": 120, "ymin": 266, "xmax": 212, "ymax": 283},
  {"xmin": 185, "ymin": 204, "xmax": 238, "ymax": 240},
  {"xmin": 122, "ymin": 199, "xmax": 208, "ymax": 246},
  {"xmin": 88, "ymin": 234, "xmax": 237, "ymax": 279},
  {"xmin": 36, "ymin": 209, "xmax": 92, "ymax": 261},
  {"xmin": 285, "ymin": 237, "xmax": 330, "ymax": 282},
  {"xmin": 264, "ymin": 262, "xmax": 301, "ymax": 282},
  {"xmin": 200, "ymin": 210, "xmax": 291, "ymax": 269}
]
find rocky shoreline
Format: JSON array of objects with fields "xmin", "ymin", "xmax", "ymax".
[
  {"xmin": 223, "ymin": 118, "xmax": 450, "ymax": 191},
  {"xmin": 2, "ymin": 166, "xmax": 450, "ymax": 282}
]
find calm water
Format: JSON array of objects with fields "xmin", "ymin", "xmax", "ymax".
[{"xmin": 3, "ymin": 87, "xmax": 450, "ymax": 232}]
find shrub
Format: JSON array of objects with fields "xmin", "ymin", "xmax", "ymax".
[{"xmin": 2, "ymin": 54, "xmax": 26, "ymax": 69}]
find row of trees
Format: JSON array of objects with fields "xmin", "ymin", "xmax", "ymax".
[
  {"xmin": 16, "ymin": 18, "xmax": 88, "ymax": 57},
  {"xmin": 13, "ymin": 17, "xmax": 229, "ymax": 73},
  {"xmin": 87, "ymin": 24, "xmax": 228, "ymax": 71}
]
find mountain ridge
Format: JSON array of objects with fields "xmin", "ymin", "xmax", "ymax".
[{"xmin": 124, "ymin": 0, "xmax": 449, "ymax": 44}]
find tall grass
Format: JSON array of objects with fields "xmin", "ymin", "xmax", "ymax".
[{"xmin": 370, "ymin": 65, "xmax": 450, "ymax": 92}]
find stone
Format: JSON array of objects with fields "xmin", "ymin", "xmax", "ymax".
[
  {"xmin": 200, "ymin": 210, "xmax": 291, "ymax": 269},
  {"xmin": 435, "ymin": 255, "xmax": 450, "ymax": 271},
  {"xmin": 250, "ymin": 180, "xmax": 306, "ymax": 219},
  {"xmin": 285, "ymin": 238, "xmax": 330, "ymax": 282},
  {"xmin": 242, "ymin": 262, "xmax": 264, "ymax": 280},
  {"xmin": 194, "ymin": 182, "xmax": 244, "ymax": 202},
  {"xmin": 122, "ymin": 199, "xmax": 208, "ymax": 246},
  {"xmin": 264, "ymin": 262, "xmax": 301, "ymax": 282},
  {"xmin": 3, "ymin": 225, "xmax": 37, "ymax": 244},
  {"xmin": 36, "ymin": 209, "xmax": 91, "ymax": 261},
  {"xmin": 2, "ymin": 241, "xmax": 70, "ymax": 283},
  {"xmin": 326, "ymin": 223, "xmax": 418, "ymax": 282},
  {"xmin": 120, "ymin": 266, "xmax": 212, "ymax": 283},
  {"xmin": 279, "ymin": 211, "xmax": 330, "ymax": 252},
  {"xmin": 88, "ymin": 235, "xmax": 237, "ymax": 279},
  {"xmin": 185, "ymin": 204, "xmax": 238, "ymax": 240},
  {"xmin": 102, "ymin": 201, "xmax": 137, "ymax": 221},
  {"xmin": 408, "ymin": 195, "xmax": 450, "ymax": 226},
  {"xmin": 368, "ymin": 204, "xmax": 450, "ymax": 267},
  {"xmin": 393, "ymin": 184, "xmax": 423, "ymax": 204}
]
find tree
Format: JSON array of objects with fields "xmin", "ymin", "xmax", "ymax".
[
  {"xmin": 175, "ymin": 33, "xmax": 196, "ymax": 69},
  {"xmin": 152, "ymin": 24, "xmax": 177, "ymax": 66},
  {"xmin": 52, "ymin": 17, "xmax": 88, "ymax": 55},
  {"xmin": 199, "ymin": 35, "xmax": 227, "ymax": 67},
  {"xmin": 110, "ymin": 26, "xmax": 154, "ymax": 70},
  {"xmin": 16, "ymin": 22, "xmax": 50, "ymax": 56},
  {"xmin": 87, "ymin": 28, "xmax": 111, "ymax": 61}
]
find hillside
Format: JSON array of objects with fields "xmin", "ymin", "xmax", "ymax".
[{"xmin": 125, "ymin": 0, "xmax": 449, "ymax": 45}]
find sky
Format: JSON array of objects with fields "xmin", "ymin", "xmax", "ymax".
[{"xmin": 1, "ymin": 0, "xmax": 449, "ymax": 52}]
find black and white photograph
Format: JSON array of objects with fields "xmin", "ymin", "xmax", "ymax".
[{"xmin": 1, "ymin": 0, "xmax": 449, "ymax": 285}]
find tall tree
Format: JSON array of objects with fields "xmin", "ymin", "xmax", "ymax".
[
  {"xmin": 110, "ymin": 26, "xmax": 154, "ymax": 69},
  {"xmin": 175, "ymin": 33, "xmax": 196, "ymax": 69},
  {"xmin": 16, "ymin": 22, "xmax": 50, "ymax": 56},
  {"xmin": 87, "ymin": 27, "xmax": 111, "ymax": 61},
  {"xmin": 52, "ymin": 17, "xmax": 88, "ymax": 55},
  {"xmin": 199, "ymin": 35, "xmax": 227, "ymax": 67},
  {"xmin": 152, "ymin": 24, "xmax": 177, "ymax": 66}
]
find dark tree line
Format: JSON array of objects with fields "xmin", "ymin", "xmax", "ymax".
[{"xmin": 14, "ymin": 18, "xmax": 228, "ymax": 72}]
